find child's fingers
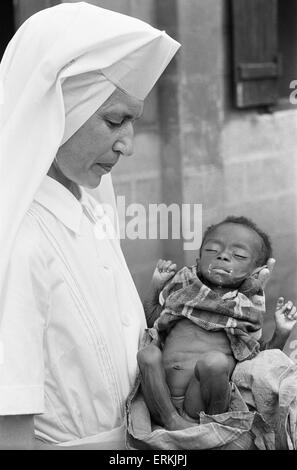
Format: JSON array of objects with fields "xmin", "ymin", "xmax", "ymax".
[
  {"xmin": 287, "ymin": 306, "xmax": 297, "ymax": 320},
  {"xmin": 157, "ymin": 259, "xmax": 175, "ymax": 272},
  {"xmin": 160, "ymin": 260, "xmax": 168, "ymax": 271},
  {"xmin": 164, "ymin": 260, "xmax": 172, "ymax": 270},
  {"xmin": 280, "ymin": 300, "xmax": 297, "ymax": 319},
  {"xmin": 283, "ymin": 301, "xmax": 293, "ymax": 313},
  {"xmin": 276, "ymin": 297, "xmax": 285, "ymax": 310},
  {"xmin": 169, "ymin": 263, "xmax": 177, "ymax": 272},
  {"xmin": 156, "ymin": 259, "xmax": 164, "ymax": 270},
  {"xmin": 286, "ymin": 306, "xmax": 297, "ymax": 320},
  {"xmin": 290, "ymin": 309, "xmax": 297, "ymax": 321},
  {"xmin": 285, "ymin": 300, "xmax": 293, "ymax": 311}
]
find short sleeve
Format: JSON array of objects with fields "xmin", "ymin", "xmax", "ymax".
[{"xmin": 0, "ymin": 214, "xmax": 49, "ymax": 415}]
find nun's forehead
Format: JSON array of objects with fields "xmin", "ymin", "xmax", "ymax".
[{"xmin": 98, "ymin": 88, "xmax": 144, "ymax": 118}]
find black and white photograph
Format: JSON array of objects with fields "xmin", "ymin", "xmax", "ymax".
[{"xmin": 0, "ymin": 0, "xmax": 297, "ymax": 453}]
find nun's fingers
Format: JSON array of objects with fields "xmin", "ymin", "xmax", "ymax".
[
  {"xmin": 257, "ymin": 268, "xmax": 270, "ymax": 288},
  {"xmin": 258, "ymin": 258, "xmax": 276, "ymax": 288},
  {"xmin": 267, "ymin": 258, "xmax": 276, "ymax": 275}
]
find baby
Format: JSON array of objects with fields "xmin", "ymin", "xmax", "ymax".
[{"xmin": 138, "ymin": 216, "xmax": 297, "ymax": 430}]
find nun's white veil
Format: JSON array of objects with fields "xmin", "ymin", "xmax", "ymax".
[{"xmin": 0, "ymin": 2, "xmax": 180, "ymax": 309}]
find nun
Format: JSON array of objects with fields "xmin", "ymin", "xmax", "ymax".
[{"xmin": 0, "ymin": 2, "xmax": 180, "ymax": 449}]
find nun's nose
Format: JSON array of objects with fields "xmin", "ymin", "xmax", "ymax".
[{"xmin": 113, "ymin": 121, "xmax": 134, "ymax": 157}]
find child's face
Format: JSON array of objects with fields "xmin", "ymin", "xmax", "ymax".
[{"xmin": 199, "ymin": 223, "xmax": 263, "ymax": 288}]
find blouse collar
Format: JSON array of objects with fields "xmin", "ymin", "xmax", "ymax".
[{"xmin": 34, "ymin": 176, "xmax": 84, "ymax": 234}]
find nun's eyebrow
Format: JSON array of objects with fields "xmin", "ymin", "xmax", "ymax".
[
  {"xmin": 105, "ymin": 105, "xmax": 143, "ymax": 120},
  {"xmin": 123, "ymin": 108, "xmax": 143, "ymax": 120}
]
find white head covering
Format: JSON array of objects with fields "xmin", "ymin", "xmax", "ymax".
[{"xmin": 0, "ymin": 2, "xmax": 180, "ymax": 301}]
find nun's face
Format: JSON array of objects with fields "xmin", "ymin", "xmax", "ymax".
[{"xmin": 53, "ymin": 89, "xmax": 143, "ymax": 189}]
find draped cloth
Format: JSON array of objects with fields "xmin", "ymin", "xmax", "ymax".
[
  {"xmin": 126, "ymin": 330, "xmax": 274, "ymax": 450},
  {"xmin": 0, "ymin": 1, "xmax": 180, "ymax": 318}
]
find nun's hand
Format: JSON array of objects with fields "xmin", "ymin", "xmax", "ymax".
[{"xmin": 257, "ymin": 258, "xmax": 276, "ymax": 288}]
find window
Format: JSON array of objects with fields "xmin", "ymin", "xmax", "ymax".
[
  {"xmin": 278, "ymin": 0, "xmax": 297, "ymax": 104},
  {"xmin": 231, "ymin": 0, "xmax": 297, "ymax": 109}
]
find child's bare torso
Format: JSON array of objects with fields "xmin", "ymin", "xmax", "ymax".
[{"xmin": 162, "ymin": 318, "xmax": 234, "ymax": 398}]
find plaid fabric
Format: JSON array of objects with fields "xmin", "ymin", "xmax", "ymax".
[{"xmin": 154, "ymin": 265, "xmax": 266, "ymax": 361}]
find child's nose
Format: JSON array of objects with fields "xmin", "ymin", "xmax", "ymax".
[{"xmin": 217, "ymin": 251, "xmax": 231, "ymax": 262}]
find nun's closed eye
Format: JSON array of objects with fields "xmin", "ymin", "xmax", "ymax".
[{"xmin": 105, "ymin": 119, "xmax": 123, "ymax": 128}]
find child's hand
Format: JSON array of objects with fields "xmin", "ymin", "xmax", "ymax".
[
  {"xmin": 274, "ymin": 297, "xmax": 297, "ymax": 337},
  {"xmin": 151, "ymin": 259, "xmax": 177, "ymax": 292}
]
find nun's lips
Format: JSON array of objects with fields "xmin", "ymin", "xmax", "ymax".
[
  {"xmin": 99, "ymin": 163, "xmax": 114, "ymax": 172},
  {"xmin": 94, "ymin": 162, "xmax": 116, "ymax": 173}
]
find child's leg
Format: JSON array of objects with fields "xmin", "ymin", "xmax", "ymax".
[
  {"xmin": 137, "ymin": 344, "xmax": 197, "ymax": 430},
  {"xmin": 183, "ymin": 374, "xmax": 205, "ymax": 419},
  {"xmin": 184, "ymin": 351, "xmax": 236, "ymax": 417},
  {"xmin": 198, "ymin": 351, "xmax": 236, "ymax": 414}
]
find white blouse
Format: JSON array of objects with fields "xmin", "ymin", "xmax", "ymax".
[{"xmin": 0, "ymin": 176, "xmax": 146, "ymax": 445}]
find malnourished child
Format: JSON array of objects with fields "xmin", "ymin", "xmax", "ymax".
[{"xmin": 138, "ymin": 216, "xmax": 297, "ymax": 430}]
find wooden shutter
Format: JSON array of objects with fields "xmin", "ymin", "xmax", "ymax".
[{"xmin": 231, "ymin": 0, "xmax": 280, "ymax": 108}]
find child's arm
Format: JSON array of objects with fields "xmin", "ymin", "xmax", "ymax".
[
  {"xmin": 260, "ymin": 297, "xmax": 297, "ymax": 350},
  {"xmin": 143, "ymin": 259, "xmax": 177, "ymax": 328}
]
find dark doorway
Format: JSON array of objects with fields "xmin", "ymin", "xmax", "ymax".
[{"xmin": 0, "ymin": 0, "xmax": 15, "ymax": 59}]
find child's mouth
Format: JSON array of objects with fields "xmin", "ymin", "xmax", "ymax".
[{"xmin": 208, "ymin": 265, "xmax": 233, "ymax": 276}]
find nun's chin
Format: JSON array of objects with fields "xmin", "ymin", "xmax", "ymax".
[{"xmin": 83, "ymin": 174, "xmax": 102, "ymax": 189}]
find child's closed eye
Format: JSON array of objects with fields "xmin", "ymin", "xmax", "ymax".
[{"xmin": 234, "ymin": 254, "xmax": 248, "ymax": 259}]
